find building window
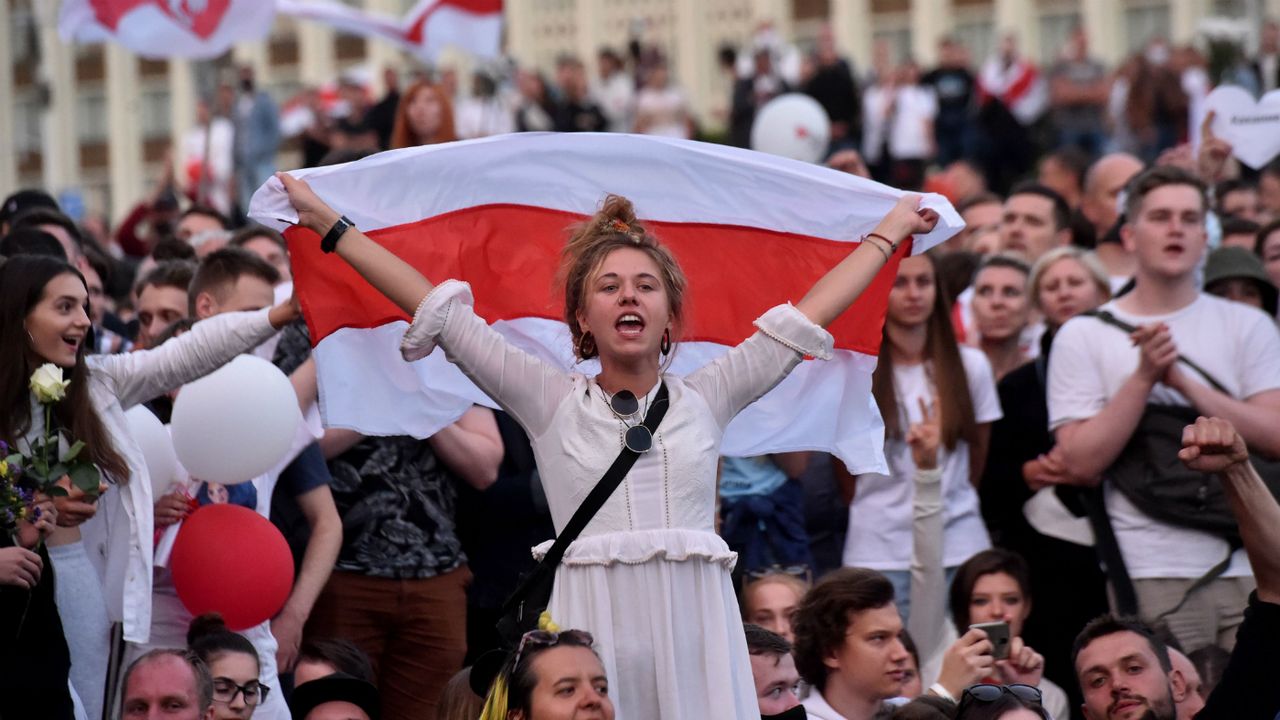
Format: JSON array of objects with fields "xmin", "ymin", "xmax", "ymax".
[
  {"xmin": 14, "ymin": 91, "xmax": 41, "ymax": 154},
  {"xmin": 9, "ymin": 5, "xmax": 35, "ymax": 64},
  {"xmin": 76, "ymin": 89, "xmax": 109, "ymax": 142},
  {"xmin": 1038, "ymin": 11, "xmax": 1081, "ymax": 65},
  {"xmin": 140, "ymin": 86, "xmax": 172, "ymax": 139},
  {"xmin": 954, "ymin": 18, "xmax": 994, "ymax": 66},
  {"xmin": 1125, "ymin": 2, "xmax": 1170, "ymax": 53}
]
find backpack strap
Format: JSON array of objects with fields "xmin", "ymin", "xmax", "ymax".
[{"xmin": 1084, "ymin": 310, "xmax": 1231, "ymax": 395}]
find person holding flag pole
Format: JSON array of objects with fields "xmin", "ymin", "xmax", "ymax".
[{"xmin": 275, "ymin": 170, "xmax": 938, "ymax": 719}]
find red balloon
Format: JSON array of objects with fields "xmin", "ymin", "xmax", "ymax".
[{"xmin": 169, "ymin": 504, "xmax": 295, "ymax": 631}]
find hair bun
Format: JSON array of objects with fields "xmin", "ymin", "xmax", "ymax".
[
  {"xmin": 187, "ymin": 612, "xmax": 230, "ymax": 647},
  {"xmin": 594, "ymin": 194, "xmax": 641, "ymax": 237}
]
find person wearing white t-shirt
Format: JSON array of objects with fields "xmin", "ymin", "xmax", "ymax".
[
  {"xmin": 1048, "ymin": 166, "xmax": 1280, "ymax": 652},
  {"xmin": 862, "ymin": 63, "xmax": 937, "ymax": 191},
  {"xmin": 843, "ymin": 253, "xmax": 1000, "ymax": 620}
]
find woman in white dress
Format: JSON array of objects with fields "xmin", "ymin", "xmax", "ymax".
[{"xmin": 276, "ymin": 174, "xmax": 938, "ymax": 719}]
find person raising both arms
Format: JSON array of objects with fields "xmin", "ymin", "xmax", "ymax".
[{"xmin": 276, "ymin": 171, "xmax": 937, "ymax": 720}]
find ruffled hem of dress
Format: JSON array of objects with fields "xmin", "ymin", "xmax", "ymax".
[
  {"xmin": 532, "ymin": 528, "xmax": 738, "ymax": 569},
  {"xmin": 753, "ymin": 303, "xmax": 835, "ymax": 360},
  {"xmin": 400, "ymin": 280, "xmax": 474, "ymax": 361}
]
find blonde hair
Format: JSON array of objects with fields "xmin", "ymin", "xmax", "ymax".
[
  {"xmin": 1029, "ymin": 246, "xmax": 1111, "ymax": 314},
  {"xmin": 742, "ymin": 573, "xmax": 810, "ymax": 617},
  {"xmin": 436, "ymin": 668, "xmax": 483, "ymax": 720},
  {"xmin": 559, "ymin": 194, "xmax": 688, "ymax": 361}
]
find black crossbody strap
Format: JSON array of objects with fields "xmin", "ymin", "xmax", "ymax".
[
  {"xmin": 1084, "ymin": 310, "xmax": 1232, "ymax": 395},
  {"xmin": 531, "ymin": 381, "xmax": 669, "ymax": 567}
]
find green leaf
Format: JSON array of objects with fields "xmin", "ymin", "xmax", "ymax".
[
  {"xmin": 46, "ymin": 486, "xmax": 68, "ymax": 498},
  {"xmin": 63, "ymin": 440, "xmax": 86, "ymax": 463},
  {"xmin": 69, "ymin": 463, "xmax": 102, "ymax": 498},
  {"xmin": 48, "ymin": 463, "xmax": 69, "ymax": 481}
]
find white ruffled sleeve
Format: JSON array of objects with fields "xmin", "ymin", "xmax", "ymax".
[
  {"xmin": 400, "ymin": 280, "xmax": 572, "ymax": 437},
  {"xmin": 685, "ymin": 303, "xmax": 834, "ymax": 430}
]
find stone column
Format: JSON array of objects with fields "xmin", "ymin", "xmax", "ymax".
[
  {"xmin": 911, "ymin": 0, "xmax": 954, "ymax": 67},
  {"xmin": 0, "ymin": 0, "xmax": 16, "ymax": 193},
  {"xmin": 37, "ymin": 11, "xmax": 79, "ymax": 194},
  {"xmin": 106, "ymin": 45, "xmax": 145, "ymax": 220},
  {"xmin": 993, "ymin": 0, "xmax": 1038, "ymax": 60},
  {"xmin": 830, "ymin": 0, "xmax": 873, "ymax": 75}
]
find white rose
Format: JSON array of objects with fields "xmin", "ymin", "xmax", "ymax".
[{"xmin": 30, "ymin": 363, "xmax": 70, "ymax": 403}]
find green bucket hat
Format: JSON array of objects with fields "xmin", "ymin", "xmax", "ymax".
[{"xmin": 1204, "ymin": 246, "xmax": 1279, "ymax": 316}]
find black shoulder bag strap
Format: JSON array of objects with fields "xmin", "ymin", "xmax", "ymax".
[
  {"xmin": 1080, "ymin": 310, "xmax": 1239, "ymax": 619},
  {"xmin": 496, "ymin": 381, "xmax": 671, "ymax": 642},
  {"xmin": 1084, "ymin": 310, "xmax": 1231, "ymax": 393}
]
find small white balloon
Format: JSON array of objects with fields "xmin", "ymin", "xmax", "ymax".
[
  {"xmin": 170, "ymin": 355, "xmax": 301, "ymax": 485},
  {"xmin": 124, "ymin": 405, "xmax": 179, "ymax": 499},
  {"xmin": 750, "ymin": 93, "xmax": 832, "ymax": 164}
]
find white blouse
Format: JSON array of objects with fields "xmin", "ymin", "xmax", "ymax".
[{"xmin": 401, "ymin": 280, "xmax": 833, "ymax": 559}]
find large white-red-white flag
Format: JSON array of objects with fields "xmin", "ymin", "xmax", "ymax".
[
  {"xmin": 249, "ymin": 134, "xmax": 961, "ymax": 473},
  {"xmin": 276, "ymin": 0, "xmax": 502, "ymax": 61},
  {"xmin": 59, "ymin": 0, "xmax": 275, "ymax": 59}
]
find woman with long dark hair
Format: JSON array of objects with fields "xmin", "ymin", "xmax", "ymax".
[
  {"xmin": 948, "ymin": 550, "xmax": 1068, "ymax": 719},
  {"xmin": 276, "ymin": 172, "xmax": 938, "ymax": 719},
  {"xmin": 843, "ymin": 252, "xmax": 1001, "ymax": 620},
  {"xmin": 0, "ymin": 255, "xmax": 299, "ymax": 720}
]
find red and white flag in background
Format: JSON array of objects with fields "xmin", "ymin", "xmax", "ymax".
[
  {"xmin": 249, "ymin": 134, "xmax": 962, "ymax": 473},
  {"xmin": 276, "ymin": 0, "xmax": 502, "ymax": 62},
  {"xmin": 59, "ymin": 0, "xmax": 275, "ymax": 59}
]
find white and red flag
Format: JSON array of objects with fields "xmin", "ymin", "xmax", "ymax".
[
  {"xmin": 276, "ymin": 0, "xmax": 502, "ymax": 62},
  {"xmin": 59, "ymin": 0, "xmax": 275, "ymax": 59},
  {"xmin": 249, "ymin": 134, "xmax": 961, "ymax": 473}
]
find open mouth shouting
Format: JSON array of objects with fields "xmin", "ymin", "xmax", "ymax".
[{"xmin": 615, "ymin": 313, "xmax": 646, "ymax": 339}]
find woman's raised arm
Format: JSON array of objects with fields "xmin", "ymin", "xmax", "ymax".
[
  {"xmin": 794, "ymin": 194, "xmax": 939, "ymax": 328},
  {"xmin": 278, "ymin": 172, "xmax": 433, "ymax": 315}
]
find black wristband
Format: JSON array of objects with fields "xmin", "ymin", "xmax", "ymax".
[{"xmin": 321, "ymin": 215, "xmax": 354, "ymax": 254}]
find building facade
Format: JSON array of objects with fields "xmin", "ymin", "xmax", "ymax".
[{"xmin": 0, "ymin": 0, "xmax": 1274, "ymax": 221}]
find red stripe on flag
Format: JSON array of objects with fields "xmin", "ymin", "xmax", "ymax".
[
  {"xmin": 405, "ymin": 0, "xmax": 502, "ymax": 43},
  {"xmin": 287, "ymin": 203, "xmax": 904, "ymax": 356}
]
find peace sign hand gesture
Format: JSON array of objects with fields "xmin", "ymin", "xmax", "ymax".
[{"xmin": 907, "ymin": 396, "xmax": 942, "ymax": 470}]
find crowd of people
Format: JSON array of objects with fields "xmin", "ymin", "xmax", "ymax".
[{"xmin": 4, "ymin": 16, "xmax": 1280, "ymax": 720}]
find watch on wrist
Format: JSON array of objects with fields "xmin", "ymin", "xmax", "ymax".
[{"xmin": 321, "ymin": 215, "xmax": 354, "ymax": 254}]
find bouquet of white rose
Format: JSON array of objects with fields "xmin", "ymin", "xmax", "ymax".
[{"xmin": 19, "ymin": 363, "xmax": 103, "ymax": 500}]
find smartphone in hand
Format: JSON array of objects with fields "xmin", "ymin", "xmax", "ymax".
[{"xmin": 970, "ymin": 621, "xmax": 1011, "ymax": 660}]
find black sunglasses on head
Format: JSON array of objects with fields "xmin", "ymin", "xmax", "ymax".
[{"xmin": 958, "ymin": 684, "xmax": 1043, "ymax": 714}]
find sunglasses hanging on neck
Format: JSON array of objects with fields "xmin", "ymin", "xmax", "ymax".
[{"xmin": 603, "ymin": 388, "xmax": 654, "ymax": 453}]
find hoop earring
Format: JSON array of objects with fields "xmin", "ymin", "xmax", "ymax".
[
  {"xmin": 577, "ymin": 331, "xmax": 597, "ymax": 360},
  {"xmin": 660, "ymin": 328, "xmax": 671, "ymax": 355}
]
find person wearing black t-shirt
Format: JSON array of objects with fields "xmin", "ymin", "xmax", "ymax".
[{"xmin": 921, "ymin": 37, "xmax": 976, "ymax": 166}]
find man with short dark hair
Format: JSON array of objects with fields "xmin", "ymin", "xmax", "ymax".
[
  {"xmin": 120, "ymin": 649, "xmax": 215, "ymax": 720},
  {"xmin": 745, "ymin": 624, "xmax": 802, "ymax": 717},
  {"xmin": 999, "ymin": 182, "xmax": 1072, "ymax": 263},
  {"xmin": 1051, "ymin": 167, "xmax": 1280, "ymax": 652},
  {"xmin": 1071, "ymin": 417, "xmax": 1280, "ymax": 720},
  {"xmin": 188, "ymin": 247, "xmax": 280, "ymax": 317},
  {"xmin": 792, "ymin": 568, "xmax": 910, "ymax": 720},
  {"xmin": 1214, "ymin": 179, "xmax": 1265, "ymax": 223},
  {"xmin": 136, "ymin": 260, "xmax": 198, "ymax": 348}
]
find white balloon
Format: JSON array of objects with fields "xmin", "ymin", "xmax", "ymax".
[
  {"xmin": 750, "ymin": 93, "xmax": 832, "ymax": 164},
  {"xmin": 170, "ymin": 355, "xmax": 301, "ymax": 485},
  {"xmin": 124, "ymin": 405, "xmax": 179, "ymax": 499}
]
